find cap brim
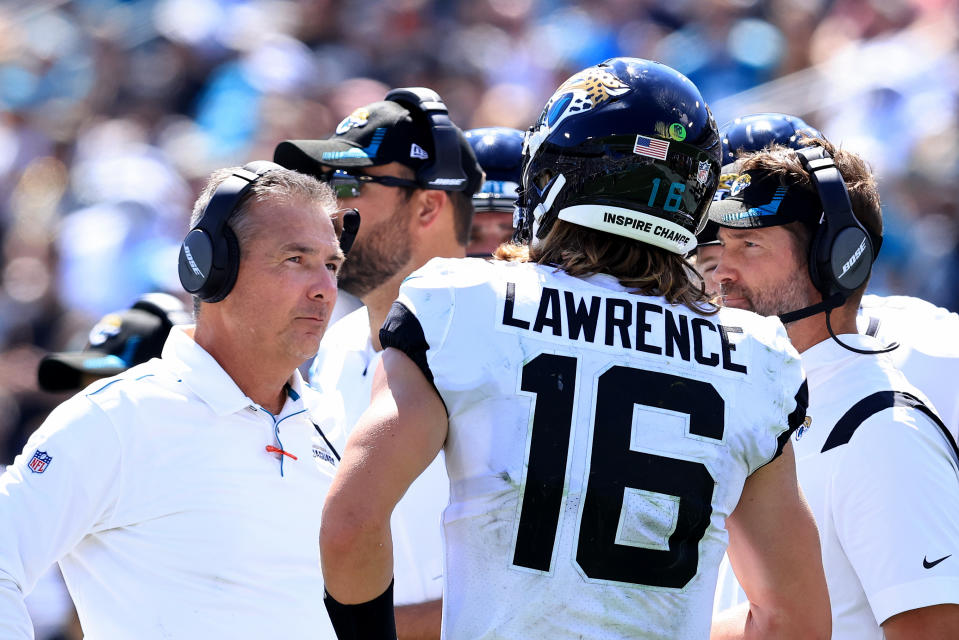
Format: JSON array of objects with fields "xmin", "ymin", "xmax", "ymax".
[
  {"xmin": 274, "ymin": 139, "xmax": 376, "ymax": 174},
  {"xmin": 38, "ymin": 352, "xmax": 127, "ymax": 392},
  {"xmin": 707, "ymin": 197, "xmax": 770, "ymax": 228},
  {"xmin": 709, "ymin": 189, "xmax": 822, "ymax": 230}
]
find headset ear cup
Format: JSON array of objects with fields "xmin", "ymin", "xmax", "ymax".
[
  {"xmin": 829, "ymin": 226, "xmax": 873, "ymax": 295},
  {"xmin": 179, "ymin": 229, "xmax": 215, "ymax": 299},
  {"xmin": 204, "ymin": 225, "xmax": 241, "ymax": 303},
  {"xmin": 809, "ymin": 220, "xmax": 873, "ymax": 299}
]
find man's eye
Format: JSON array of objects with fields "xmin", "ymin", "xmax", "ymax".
[{"xmin": 288, "ymin": 256, "xmax": 302, "ymax": 263}]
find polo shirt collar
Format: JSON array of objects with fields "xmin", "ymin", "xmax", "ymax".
[
  {"xmin": 283, "ymin": 369, "xmax": 308, "ymax": 411},
  {"xmin": 162, "ymin": 326, "xmax": 302, "ymax": 417}
]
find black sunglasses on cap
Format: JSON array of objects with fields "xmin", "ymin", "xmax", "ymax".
[{"xmin": 321, "ymin": 170, "xmax": 420, "ymax": 199}]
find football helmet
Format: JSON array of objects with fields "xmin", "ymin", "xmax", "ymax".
[
  {"xmin": 720, "ymin": 112, "xmax": 823, "ymax": 165},
  {"xmin": 465, "ymin": 127, "xmax": 524, "ymax": 212},
  {"xmin": 514, "ymin": 57, "xmax": 721, "ymax": 254}
]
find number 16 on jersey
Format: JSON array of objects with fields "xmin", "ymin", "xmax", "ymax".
[{"xmin": 511, "ymin": 353, "xmax": 725, "ymax": 589}]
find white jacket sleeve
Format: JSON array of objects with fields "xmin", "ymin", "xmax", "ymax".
[{"xmin": 0, "ymin": 395, "xmax": 122, "ymax": 639}]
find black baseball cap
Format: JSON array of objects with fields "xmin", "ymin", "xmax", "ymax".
[
  {"xmin": 708, "ymin": 169, "xmax": 821, "ymax": 230},
  {"xmin": 38, "ymin": 293, "xmax": 189, "ymax": 392},
  {"xmin": 696, "ymin": 219, "xmax": 721, "ymax": 247},
  {"xmin": 274, "ymin": 99, "xmax": 483, "ymax": 195}
]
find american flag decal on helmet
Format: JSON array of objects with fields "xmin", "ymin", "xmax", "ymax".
[
  {"xmin": 28, "ymin": 450, "xmax": 52, "ymax": 474},
  {"xmin": 633, "ymin": 135, "xmax": 669, "ymax": 161}
]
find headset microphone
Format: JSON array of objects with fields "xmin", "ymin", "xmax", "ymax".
[{"xmin": 338, "ymin": 208, "xmax": 360, "ymax": 255}]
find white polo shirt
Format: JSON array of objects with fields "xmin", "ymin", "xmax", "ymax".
[
  {"xmin": 311, "ymin": 307, "xmax": 449, "ymax": 606},
  {"xmin": 714, "ymin": 334, "xmax": 959, "ymax": 638},
  {"xmin": 0, "ymin": 326, "xmax": 343, "ymax": 639},
  {"xmin": 857, "ymin": 294, "xmax": 959, "ymax": 439}
]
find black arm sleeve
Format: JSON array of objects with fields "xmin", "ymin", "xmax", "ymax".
[
  {"xmin": 323, "ymin": 580, "xmax": 397, "ymax": 640},
  {"xmin": 379, "ymin": 301, "xmax": 435, "ymax": 385}
]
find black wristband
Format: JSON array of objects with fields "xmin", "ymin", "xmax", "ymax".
[{"xmin": 323, "ymin": 579, "xmax": 397, "ymax": 640}]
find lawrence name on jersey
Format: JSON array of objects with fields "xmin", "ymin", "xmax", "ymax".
[{"xmin": 380, "ymin": 256, "xmax": 805, "ymax": 639}]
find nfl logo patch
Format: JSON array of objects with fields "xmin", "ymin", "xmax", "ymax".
[
  {"xmin": 697, "ymin": 161, "xmax": 710, "ymax": 185},
  {"xmin": 28, "ymin": 450, "xmax": 52, "ymax": 474}
]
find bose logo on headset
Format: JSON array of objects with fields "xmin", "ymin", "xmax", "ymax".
[
  {"xmin": 182, "ymin": 245, "xmax": 205, "ymax": 278},
  {"xmin": 795, "ymin": 146, "xmax": 877, "ymax": 300},
  {"xmin": 840, "ymin": 237, "xmax": 869, "ymax": 278}
]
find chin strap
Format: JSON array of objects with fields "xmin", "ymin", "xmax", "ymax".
[{"xmin": 778, "ymin": 293, "xmax": 900, "ymax": 355}]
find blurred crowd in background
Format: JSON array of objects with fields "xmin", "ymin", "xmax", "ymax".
[{"xmin": 1, "ymin": 0, "xmax": 958, "ymax": 473}]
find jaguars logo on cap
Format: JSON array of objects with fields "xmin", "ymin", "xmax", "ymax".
[
  {"xmin": 729, "ymin": 173, "xmax": 752, "ymax": 197},
  {"xmin": 88, "ymin": 314, "xmax": 123, "ymax": 347},
  {"xmin": 713, "ymin": 172, "xmax": 739, "ymax": 201},
  {"xmin": 335, "ymin": 107, "xmax": 371, "ymax": 135}
]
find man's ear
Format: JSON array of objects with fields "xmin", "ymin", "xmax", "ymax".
[{"xmin": 411, "ymin": 189, "xmax": 448, "ymax": 229}]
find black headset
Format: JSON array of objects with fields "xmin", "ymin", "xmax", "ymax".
[
  {"xmin": 384, "ymin": 87, "xmax": 468, "ymax": 191},
  {"xmin": 782, "ymin": 147, "xmax": 896, "ymax": 354},
  {"xmin": 179, "ymin": 161, "xmax": 362, "ymax": 304},
  {"xmin": 796, "ymin": 146, "xmax": 880, "ymax": 303},
  {"xmin": 178, "ymin": 161, "xmax": 281, "ymax": 303}
]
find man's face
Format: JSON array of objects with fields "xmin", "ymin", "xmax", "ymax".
[
  {"xmin": 713, "ymin": 226, "xmax": 820, "ymax": 318},
  {"xmin": 222, "ymin": 196, "xmax": 343, "ymax": 364},
  {"xmin": 467, "ymin": 210, "xmax": 514, "ymax": 257},
  {"xmin": 694, "ymin": 244, "xmax": 722, "ymax": 297},
  {"xmin": 331, "ymin": 162, "xmax": 415, "ymax": 298}
]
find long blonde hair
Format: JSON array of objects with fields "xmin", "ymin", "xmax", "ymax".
[{"xmin": 495, "ymin": 220, "xmax": 717, "ymax": 314}]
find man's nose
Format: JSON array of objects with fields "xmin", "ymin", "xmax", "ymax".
[
  {"xmin": 712, "ymin": 253, "xmax": 735, "ymax": 283},
  {"xmin": 311, "ymin": 266, "xmax": 338, "ymax": 301}
]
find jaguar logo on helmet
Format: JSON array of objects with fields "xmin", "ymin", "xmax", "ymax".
[{"xmin": 528, "ymin": 68, "xmax": 631, "ymax": 160}]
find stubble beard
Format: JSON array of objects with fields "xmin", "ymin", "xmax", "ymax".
[
  {"xmin": 338, "ymin": 201, "xmax": 413, "ymax": 298},
  {"xmin": 723, "ymin": 275, "xmax": 819, "ymax": 320}
]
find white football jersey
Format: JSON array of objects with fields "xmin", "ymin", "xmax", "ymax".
[
  {"xmin": 383, "ymin": 257, "xmax": 806, "ymax": 640},
  {"xmin": 857, "ymin": 294, "xmax": 959, "ymax": 439}
]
